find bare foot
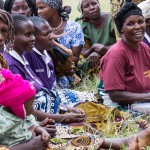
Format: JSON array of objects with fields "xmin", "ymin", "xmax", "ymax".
[
  {"xmin": 128, "ymin": 135, "xmax": 145, "ymax": 150},
  {"xmin": 138, "ymin": 119, "xmax": 149, "ymax": 132},
  {"xmin": 137, "ymin": 125, "xmax": 150, "ymax": 148}
]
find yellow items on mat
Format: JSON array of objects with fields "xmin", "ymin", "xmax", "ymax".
[{"xmin": 76, "ymin": 102, "xmax": 127, "ymax": 132}]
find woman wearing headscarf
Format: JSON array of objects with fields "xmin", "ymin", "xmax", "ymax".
[
  {"xmin": 110, "ymin": 0, "xmax": 144, "ymax": 38},
  {"xmin": 76, "ymin": 0, "xmax": 116, "ymax": 75},
  {"xmin": 4, "ymin": 0, "xmax": 38, "ymax": 16},
  {"xmin": 99, "ymin": 2, "xmax": 150, "ymax": 111},
  {"xmin": 36, "ymin": 0, "xmax": 84, "ymax": 66},
  {"xmin": 36, "ymin": 0, "xmax": 84, "ymax": 88},
  {"xmin": 138, "ymin": 0, "xmax": 150, "ymax": 47}
]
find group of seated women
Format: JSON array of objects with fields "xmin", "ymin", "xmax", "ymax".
[{"xmin": 0, "ymin": 0, "xmax": 150, "ymax": 149}]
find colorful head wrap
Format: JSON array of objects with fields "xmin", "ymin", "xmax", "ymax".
[
  {"xmin": 0, "ymin": 69, "xmax": 36, "ymax": 119},
  {"xmin": 41, "ymin": 0, "xmax": 62, "ymax": 10},
  {"xmin": 114, "ymin": 2, "xmax": 143, "ymax": 34},
  {"xmin": 138, "ymin": 0, "xmax": 150, "ymax": 19},
  {"xmin": 40, "ymin": 0, "xmax": 70, "ymax": 19}
]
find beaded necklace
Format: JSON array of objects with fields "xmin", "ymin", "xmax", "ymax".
[{"xmin": 52, "ymin": 18, "xmax": 63, "ymax": 31}]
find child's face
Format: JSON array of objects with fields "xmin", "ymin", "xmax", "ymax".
[
  {"xmin": 0, "ymin": 19, "xmax": 9, "ymax": 49},
  {"xmin": 24, "ymin": 96, "xmax": 34, "ymax": 116},
  {"xmin": 35, "ymin": 22, "xmax": 53, "ymax": 51},
  {"xmin": 13, "ymin": 20, "xmax": 35, "ymax": 52},
  {"xmin": 11, "ymin": 0, "xmax": 31, "ymax": 17}
]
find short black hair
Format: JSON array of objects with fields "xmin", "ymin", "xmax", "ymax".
[
  {"xmin": 29, "ymin": 16, "xmax": 48, "ymax": 31},
  {"xmin": 4, "ymin": 0, "xmax": 38, "ymax": 16},
  {"xmin": 12, "ymin": 14, "xmax": 31, "ymax": 34}
]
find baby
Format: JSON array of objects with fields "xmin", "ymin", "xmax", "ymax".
[{"xmin": 0, "ymin": 69, "xmax": 50, "ymax": 149}]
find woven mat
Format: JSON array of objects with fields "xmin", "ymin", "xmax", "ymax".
[{"xmin": 49, "ymin": 124, "xmax": 103, "ymax": 150}]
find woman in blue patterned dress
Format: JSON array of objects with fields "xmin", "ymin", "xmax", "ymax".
[
  {"xmin": 36, "ymin": 0, "xmax": 84, "ymax": 88},
  {"xmin": 36, "ymin": 0, "xmax": 84, "ymax": 66}
]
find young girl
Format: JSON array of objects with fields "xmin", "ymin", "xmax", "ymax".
[
  {"xmin": 0, "ymin": 68, "xmax": 50, "ymax": 149},
  {"xmin": 0, "ymin": 9, "xmax": 54, "ymax": 150},
  {"xmin": 3, "ymin": 14, "xmax": 85, "ymax": 123},
  {"xmin": 24, "ymin": 16, "xmax": 96, "ymax": 109}
]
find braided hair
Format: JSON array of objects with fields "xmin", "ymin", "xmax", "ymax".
[
  {"xmin": 0, "ymin": 9, "xmax": 14, "ymax": 51},
  {"xmin": 0, "ymin": 10, "xmax": 14, "ymax": 69},
  {"xmin": 29, "ymin": 16, "xmax": 48, "ymax": 31},
  {"xmin": 4, "ymin": 0, "xmax": 38, "ymax": 16},
  {"xmin": 12, "ymin": 14, "xmax": 31, "ymax": 35}
]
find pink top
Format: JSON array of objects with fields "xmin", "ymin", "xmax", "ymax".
[{"xmin": 100, "ymin": 39, "xmax": 150, "ymax": 93}]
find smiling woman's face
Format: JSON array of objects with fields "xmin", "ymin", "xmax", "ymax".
[
  {"xmin": 10, "ymin": 0, "xmax": 31, "ymax": 17},
  {"xmin": 13, "ymin": 20, "xmax": 35, "ymax": 52},
  {"xmin": 121, "ymin": 15, "xmax": 146, "ymax": 44}
]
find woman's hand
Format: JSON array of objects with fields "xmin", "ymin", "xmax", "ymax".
[
  {"xmin": 90, "ymin": 44, "xmax": 107, "ymax": 56},
  {"xmin": 63, "ymin": 113, "xmax": 85, "ymax": 123},
  {"xmin": 9, "ymin": 135, "xmax": 48, "ymax": 150},
  {"xmin": 67, "ymin": 107, "xmax": 85, "ymax": 115},
  {"xmin": 39, "ymin": 118, "xmax": 56, "ymax": 137},
  {"xmin": 29, "ymin": 135, "xmax": 48, "ymax": 150},
  {"xmin": 34, "ymin": 126, "xmax": 50, "ymax": 146},
  {"xmin": 87, "ymin": 51, "xmax": 101, "ymax": 68}
]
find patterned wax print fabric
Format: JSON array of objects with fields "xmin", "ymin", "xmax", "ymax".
[
  {"xmin": 57, "ymin": 20, "xmax": 84, "ymax": 49},
  {"xmin": 57, "ymin": 88, "xmax": 97, "ymax": 107},
  {"xmin": 76, "ymin": 101, "xmax": 127, "ymax": 132},
  {"xmin": 41, "ymin": 0, "xmax": 62, "ymax": 10},
  {"xmin": 78, "ymin": 14, "xmax": 116, "ymax": 46},
  {"xmin": 0, "ymin": 107, "xmax": 39, "ymax": 147},
  {"xmin": 49, "ymin": 124, "xmax": 103, "ymax": 150},
  {"xmin": 24, "ymin": 48, "xmax": 97, "ymax": 107},
  {"xmin": 34, "ymin": 87, "xmax": 61, "ymax": 114}
]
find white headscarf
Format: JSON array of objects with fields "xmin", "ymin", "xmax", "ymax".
[
  {"xmin": 77, "ymin": 0, "xmax": 83, "ymax": 13},
  {"xmin": 138, "ymin": 0, "xmax": 150, "ymax": 19},
  {"xmin": 77, "ymin": 0, "xmax": 99, "ymax": 13}
]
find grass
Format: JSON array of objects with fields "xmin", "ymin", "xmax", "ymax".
[
  {"xmin": 63, "ymin": 0, "xmax": 150, "ymax": 148},
  {"xmin": 63, "ymin": 0, "xmax": 111, "ymax": 21}
]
